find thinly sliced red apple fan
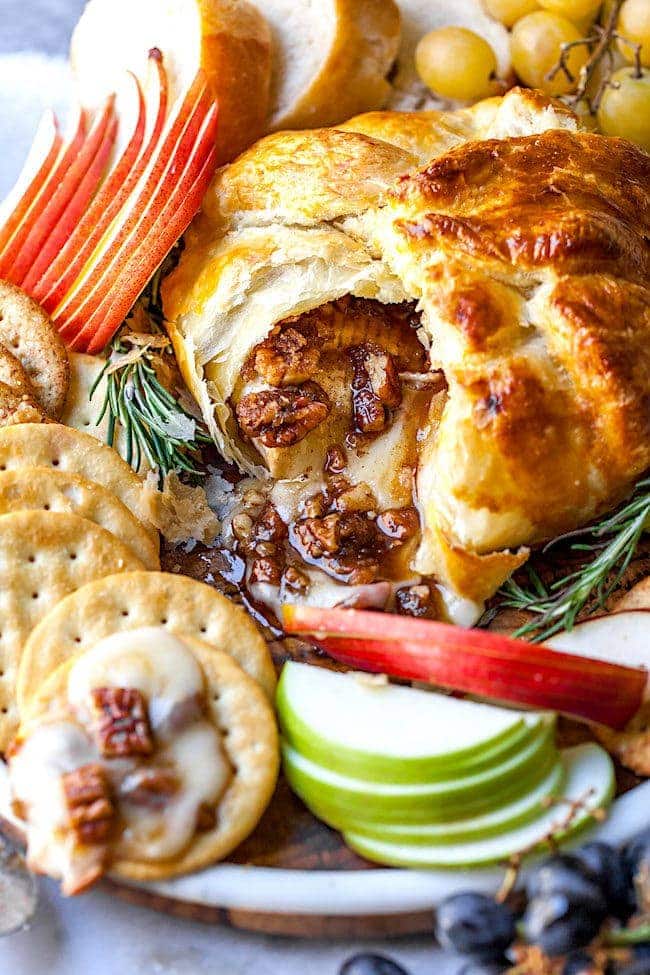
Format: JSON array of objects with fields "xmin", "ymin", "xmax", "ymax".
[
  {"xmin": 0, "ymin": 49, "xmax": 218, "ymax": 353},
  {"xmin": 281, "ymin": 606, "xmax": 648, "ymax": 730}
]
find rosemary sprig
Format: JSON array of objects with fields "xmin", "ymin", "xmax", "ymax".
[
  {"xmin": 499, "ymin": 476, "xmax": 650, "ymax": 642},
  {"xmin": 91, "ymin": 243, "xmax": 212, "ymax": 484}
]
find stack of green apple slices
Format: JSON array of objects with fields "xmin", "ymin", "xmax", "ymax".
[{"xmin": 277, "ymin": 662, "xmax": 615, "ymax": 869}]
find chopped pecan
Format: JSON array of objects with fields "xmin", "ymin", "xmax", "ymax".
[
  {"xmin": 235, "ymin": 382, "xmax": 330, "ymax": 448},
  {"xmin": 250, "ymin": 555, "xmax": 283, "ymax": 586},
  {"xmin": 249, "ymin": 323, "xmax": 320, "ymax": 386},
  {"xmin": 90, "ymin": 687, "xmax": 153, "ymax": 758},
  {"xmin": 293, "ymin": 514, "xmax": 341, "ymax": 559},
  {"xmin": 253, "ymin": 504, "xmax": 288, "ymax": 545},
  {"xmin": 376, "ymin": 507, "xmax": 420, "ymax": 541},
  {"xmin": 196, "ymin": 802, "xmax": 217, "ymax": 832},
  {"xmin": 333, "ymin": 481, "xmax": 376, "ymax": 513},
  {"xmin": 302, "ymin": 491, "xmax": 328, "ymax": 519},
  {"xmin": 395, "ymin": 585, "xmax": 436, "ymax": 619},
  {"xmin": 62, "ymin": 763, "xmax": 115, "ymax": 845},
  {"xmin": 324, "ymin": 445, "xmax": 347, "ymax": 474},
  {"xmin": 349, "ymin": 343, "xmax": 402, "ymax": 434},
  {"xmin": 282, "ymin": 566, "xmax": 310, "ymax": 593},
  {"xmin": 120, "ymin": 768, "xmax": 180, "ymax": 809},
  {"xmin": 293, "ymin": 511, "xmax": 385, "ymax": 584}
]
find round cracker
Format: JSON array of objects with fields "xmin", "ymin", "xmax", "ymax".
[
  {"xmin": 19, "ymin": 571, "xmax": 276, "ymax": 707},
  {"xmin": 20, "ymin": 635, "xmax": 279, "ymax": 879},
  {"xmin": 0, "ymin": 468, "xmax": 159, "ymax": 571},
  {"xmin": 0, "ymin": 423, "xmax": 158, "ymax": 548},
  {"xmin": 0, "ymin": 510, "xmax": 145, "ymax": 749},
  {"xmin": 0, "ymin": 345, "xmax": 37, "ymax": 400},
  {"xmin": 0, "ymin": 281, "xmax": 69, "ymax": 419},
  {"xmin": 0, "ymin": 382, "xmax": 46, "ymax": 427}
]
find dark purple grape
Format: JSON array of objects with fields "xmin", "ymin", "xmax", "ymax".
[
  {"xmin": 523, "ymin": 854, "xmax": 607, "ymax": 956},
  {"xmin": 435, "ymin": 893, "xmax": 516, "ymax": 959},
  {"xmin": 573, "ymin": 842, "xmax": 633, "ymax": 920},
  {"xmin": 338, "ymin": 953, "xmax": 410, "ymax": 975},
  {"xmin": 624, "ymin": 828, "xmax": 650, "ymax": 913}
]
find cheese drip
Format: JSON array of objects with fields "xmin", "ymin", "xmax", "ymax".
[{"xmin": 11, "ymin": 629, "xmax": 231, "ymax": 883}]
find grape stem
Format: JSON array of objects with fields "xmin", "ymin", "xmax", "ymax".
[{"xmin": 546, "ymin": 0, "xmax": 643, "ymax": 112}]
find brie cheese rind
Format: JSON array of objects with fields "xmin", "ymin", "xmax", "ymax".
[{"xmin": 162, "ymin": 87, "xmax": 650, "ymax": 609}]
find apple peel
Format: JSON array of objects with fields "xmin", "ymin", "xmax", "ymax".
[{"xmin": 281, "ymin": 605, "xmax": 647, "ymax": 730}]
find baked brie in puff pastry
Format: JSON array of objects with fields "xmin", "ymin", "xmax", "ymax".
[{"xmin": 162, "ymin": 88, "xmax": 650, "ymax": 624}]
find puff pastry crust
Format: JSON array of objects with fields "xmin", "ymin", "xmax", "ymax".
[{"xmin": 162, "ymin": 88, "xmax": 650, "ymax": 607}]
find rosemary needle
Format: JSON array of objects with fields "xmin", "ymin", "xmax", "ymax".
[
  {"xmin": 499, "ymin": 476, "xmax": 650, "ymax": 642},
  {"xmin": 90, "ymin": 246, "xmax": 211, "ymax": 485}
]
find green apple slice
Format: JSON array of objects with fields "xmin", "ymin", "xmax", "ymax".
[
  {"xmin": 277, "ymin": 661, "xmax": 546, "ymax": 783},
  {"xmin": 340, "ymin": 757, "xmax": 566, "ymax": 845},
  {"xmin": 344, "ymin": 744, "xmax": 614, "ymax": 868},
  {"xmin": 282, "ymin": 718, "xmax": 557, "ymax": 824}
]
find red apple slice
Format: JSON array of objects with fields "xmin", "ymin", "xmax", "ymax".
[
  {"xmin": 21, "ymin": 108, "xmax": 118, "ymax": 292},
  {"xmin": 80, "ymin": 144, "xmax": 217, "ymax": 352},
  {"xmin": 54, "ymin": 71, "xmax": 209, "ymax": 337},
  {"xmin": 72, "ymin": 104, "xmax": 218, "ymax": 352},
  {"xmin": 35, "ymin": 56, "xmax": 166, "ymax": 310},
  {"xmin": 281, "ymin": 605, "xmax": 647, "ymax": 730},
  {"xmin": 0, "ymin": 110, "xmax": 62, "ymax": 255},
  {"xmin": 0, "ymin": 109, "xmax": 88, "ymax": 278},
  {"xmin": 6, "ymin": 99, "xmax": 116, "ymax": 287}
]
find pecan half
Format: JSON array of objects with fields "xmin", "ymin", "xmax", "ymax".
[
  {"xmin": 293, "ymin": 511, "xmax": 385, "ymax": 584},
  {"xmin": 249, "ymin": 323, "xmax": 320, "ymax": 386},
  {"xmin": 349, "ymin": 343, "xmax": 402, "ymax": 434},
  {"xmin": 235, "ymin": 382, "xmax": 330, "ymax": 448},
  {"xmin": 90, "ymin": 687, "xmax": 153, "ymax": 758},
  {"xmin": 62, "ymin": 763, "xmax": 115, "ymax": 845},
  {"xmin": 120, "ymin": 768, "xmax": 180, "ymax": 809}
]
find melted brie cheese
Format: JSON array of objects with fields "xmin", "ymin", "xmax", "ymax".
[{"xmin": 10, "ymin": 629, "xmax": 232, "ymax": 883}]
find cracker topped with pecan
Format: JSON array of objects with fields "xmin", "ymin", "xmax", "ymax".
[{"xmin": 8, "ymin": 626, "xmax": 279, "ymax": 895}]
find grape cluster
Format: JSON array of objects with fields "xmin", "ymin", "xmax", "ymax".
[
  {"xmin": 413, "ymin": 0, "xmax": 650, "ymax": 152},
  {"xmin": 337, "ymin": 829, "xmax": 650, "ymax": 975}
]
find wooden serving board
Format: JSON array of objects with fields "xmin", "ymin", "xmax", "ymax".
[{"xmin": 93, "ymin": 534, "xmax": 648, "ymax": 938}]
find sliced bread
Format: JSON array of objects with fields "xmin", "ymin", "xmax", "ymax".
[
  {"xmin": 265, "ymin": 0, "xmax": 401, "ymax": 131},
  {"xmin": 70, "ymin": 0, "xmax": 272, "ymax": 164}
]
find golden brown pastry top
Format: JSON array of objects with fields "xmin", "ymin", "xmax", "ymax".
[{"xmin": 162, "ymin": 88, "xmax": 650, "ymax": 603}]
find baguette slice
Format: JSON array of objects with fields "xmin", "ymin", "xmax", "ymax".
[
  {"xmin": 388, "ymin": 0, "xmax": 512, "ymax": 111},
  {"xmin": 70, "ymin": 0, "xmax": 272, "ymax": 164},
  {"xmin": 265, "ymin": 0, "xmax": 401, "ymax": 131}
]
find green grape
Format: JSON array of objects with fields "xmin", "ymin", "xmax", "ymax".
[
  {"xmin": 483, "ymin": 0, "xmax": 540, "ymax": 28},
  {"xmin": 510, "ymin": 11, "xmax": 589, "ymax": 95},
  {"xmin": 597, "ymin": 66, "xmax": 650, "ymax": 151},
  {"xmin": 415, "ymin": 27, "xmax": 499, "ymax": 101},
  {"xmin": 538, "ymin": 0, "xmax": 602, "ymax": 20},
  {"xmin": 617, "ymin": 0, "xmax": 650, "ymax": 67}
]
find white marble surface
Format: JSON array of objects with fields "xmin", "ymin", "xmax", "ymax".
[{"xmin": 0, "ymin": 4, "xmax": 454, "ymax": 973}]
